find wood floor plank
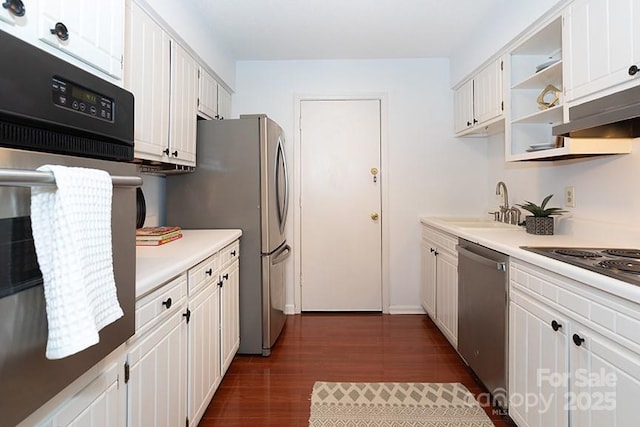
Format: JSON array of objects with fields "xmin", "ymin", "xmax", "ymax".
[{"xmin": 198, "ymin": 313, "xmax": 513, "ymax": 426}]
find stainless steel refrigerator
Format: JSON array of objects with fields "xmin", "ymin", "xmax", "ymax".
[{"xmin": 166, "ymin": 114, "xmax": 290, "ymax": 356}]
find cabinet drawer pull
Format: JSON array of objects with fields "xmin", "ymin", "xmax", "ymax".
[
  {"xmin": 223, "ymin": 273, "xmax": 229, "ymax": 280},
  {"xmin": 629, "ymin": 65, "xmax": 639, "ymax": 76},
  {"xmin": 172, "ymin": 150, "xmax": 178, "ymax": 157},
  {"xmin": 572, "ymin": 333, "xmax": 585, "ymax": 347},
  {"xmin": 50, "ymin": 22, "xmax": 69, "ymax": 41},
  {"xmin": 231, "ymin": 250, "xmax": 236, "ymax": 256},
  {"xmin": 218, "ymin": 280, "xmax": 223, "ymax": 288},
  {"xmin": 183, "ymin": 309, "xmax": 191, "ymax": 323},
  {"xmin": 163, "ymin": 148, "xmax": 170, "ymax": 155},
  {"xmin": 162, "ymin": 297, "xmax": 172, "ymax": 309},
  {"xmin": 205, "ymin": 268, "xmax": 213, "ymax": 276},
  {"xmin": 551, "ymin": 320, "xmax": 562, "ymax": 331},
  {"xmin": 3, "ymin": 0, "xmax": 25, "ymax": 17}
]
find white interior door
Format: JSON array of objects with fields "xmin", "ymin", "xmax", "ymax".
[{"xmin": 300, "ymin": 99, "xmax": 382, "ymax": 311}]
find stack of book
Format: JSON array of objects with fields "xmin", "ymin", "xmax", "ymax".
[{"xmin": 136, "ymin": 226, "xmax": 183, "ymax": 246}]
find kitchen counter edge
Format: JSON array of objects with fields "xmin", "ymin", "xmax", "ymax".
[
  {"xmin": 420, "ymin": 217, "xmax": 640, "ymax": 306},
  {"xmin": 136, "ymin": 229, "xmax": 243, "ymax": 299}
]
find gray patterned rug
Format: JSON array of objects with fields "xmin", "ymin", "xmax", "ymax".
[{"xmin": 309, "ymin": 382, "xmax": 495, "ymax": 426}]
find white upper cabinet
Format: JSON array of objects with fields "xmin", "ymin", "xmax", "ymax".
[
  {"xmin": 474, "ymin": 59, "xmax": 504, "ymax": 125},
  {"xmin": 198, "ymin": 67, "xmax": 233, "ymax": 121},
  {"xmin": 124, "ymin": 1, "xmax": 170, "ymax": 161},
  {"xmin": 564, "ymin": 0, "xmax": 640, "ymax": 103},
  {"xmin": 453, "ymin": 57, "xmax": 504, "ymax": 136},
  {"xmin": 197, "ymin": 67, "xmax": 219, "ymax": 120},
  {"xmin": 453, "ymin": 79, "xmax": 474, "ymax": 134},
  {"xmin": 169, "ymin": 42, "xmax": 198, "ymax": 166},
  {"xmin": 217, "ymin": 85, "xmax": 232, "ymax": 120},
  {"xmin": 38, "ymin": 0, "xmax": 124, "ymax": 79}
]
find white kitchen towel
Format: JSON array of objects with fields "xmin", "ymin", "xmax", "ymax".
[{"xmin": 30, "ymin": 165, "xmax": 123, "ymax": 359}]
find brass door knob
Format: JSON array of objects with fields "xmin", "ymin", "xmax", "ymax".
[{"xmin": 371, "ymin": 213, "xmax": 379, "ymax": 221}]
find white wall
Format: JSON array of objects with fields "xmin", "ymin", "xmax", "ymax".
[
  {"xmin": 450, "ymin": 0, "xmax": 565, "ymax": 86},
  {"xmin": 233, "ymin": 58, "xmax": 488, "ymax": 313}
]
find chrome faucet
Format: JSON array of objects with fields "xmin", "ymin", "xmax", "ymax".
[{"xmin": 496, "ymin": 181, "xmax": 509, "ymax": 221}]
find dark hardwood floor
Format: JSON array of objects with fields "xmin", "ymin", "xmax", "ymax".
[{"xmin": 198, "ymin": 313, "xmax": 510, "ymax": 426}]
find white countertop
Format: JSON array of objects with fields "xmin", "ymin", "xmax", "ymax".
[
  {"xmin": 136, "ymin": 229, "xmax": 242, "ymax": 298},
  {"xmin": 420, "ymin": 216, "xmax": 640, "ymax": 305}
]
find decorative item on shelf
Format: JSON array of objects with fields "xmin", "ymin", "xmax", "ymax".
[
  {"xmin": 536, "ymin": 84, "xmax": 561, "ymax": 110},
  {"xmin": 517, "ymin": 194, "xmax": 567, "ymax": 235}
]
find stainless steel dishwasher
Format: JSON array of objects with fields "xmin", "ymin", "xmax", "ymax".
[{"xmin": 457, "ymin": 238, "xmax": 509, "ymax": 410}]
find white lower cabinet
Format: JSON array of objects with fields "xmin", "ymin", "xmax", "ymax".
[
  {"xmin": 221, "ymin": 257, "xmax": 240, "ymax": 374},
  {"xmin": 36, "ymin": 359, "xmax": 127, "ymax": 427},
  {"xmin": 420, "ymin": 224, "xmax": 458, "ymax": 347},
  {"xmin": 127, "ymin": 303, "xmax": 187, "ymax": 427},
  {"xmin": 187, "ymin": 277, "xmax": 221, "ymax": 425},
  {"xmin": 509, "ymin": 260, "xmax": 640, "ymax": 426},
  {"xmin": 127, "ymin": 239, "xmax": 240, "ymax": 427}
]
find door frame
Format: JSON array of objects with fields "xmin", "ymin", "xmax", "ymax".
[{"xmin": 292, "ymin": 94, "xmax": 390, "ymax": 314}]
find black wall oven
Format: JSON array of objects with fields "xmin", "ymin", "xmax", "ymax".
[{"xmin": 0, "ymin": 30, "xmax": 139, "ymax": 426}]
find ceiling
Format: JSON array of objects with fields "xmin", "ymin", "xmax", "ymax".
[{"xmin": 192, "ymin": 0, "xmax": 511, "ymax": 61}]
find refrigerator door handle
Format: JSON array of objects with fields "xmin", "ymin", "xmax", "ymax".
[
  {"xmin": 271, "ymin": 244, "xmax": 291, "ymax": 265},
  {"xmin": 275, "ymin": 137, "xmax": 289, "ymax": 233}
]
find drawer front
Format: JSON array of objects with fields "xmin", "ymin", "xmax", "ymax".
[
  {"xmin": 511, "ymin": 259, "xmax": 640, "ymax": 354},
  {"xmin": 421, "ymin": 225, "xmax": 457, "ymax": 254},
  {"xmin": 220, "ymin": 240, "xmax": 240, "ymax": 268},
  {"xmin": 135, "ymin": 274, "xmax": 187, "ymax": 334},
  {"xmin": 188, "ymin": 253, "xmax": 220, "ymax": 295}
]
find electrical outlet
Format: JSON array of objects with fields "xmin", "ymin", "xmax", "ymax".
[{"xmin": 565, "ymin": 186, "xmax": 575, "ymax": 208}]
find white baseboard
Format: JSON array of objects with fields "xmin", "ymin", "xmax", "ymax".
[
  {"xmin": 284, "ymin": 304, "xmax": 297, "ymax": 315},
  {"xmin": 388, "ymin": 305, "xmax": 426, "ymax": 315}
]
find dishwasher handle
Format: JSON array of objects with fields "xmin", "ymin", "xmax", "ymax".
[{"xmin": 457, "ymin": 245, "xmax": 507, "ymax": 271}]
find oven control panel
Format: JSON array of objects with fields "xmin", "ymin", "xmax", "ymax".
[{"xmin": 51, "ymin": 77, "xmax": 114, "ymax": 122}]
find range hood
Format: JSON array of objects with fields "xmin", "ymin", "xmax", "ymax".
[{"xmin": 553, "ymin": 84, "xmax": 640, "ymax": 138}]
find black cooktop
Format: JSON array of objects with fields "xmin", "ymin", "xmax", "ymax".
[{"xmin": 521, "ymin": 247, "xmax": 640, "ymax": 286}]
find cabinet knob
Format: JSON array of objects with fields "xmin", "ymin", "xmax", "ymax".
[
  {"xmin": 572, "ymin": 333, "xmax": 585, "ymax": 346},
  {"xmin": 183, "ymin": 309, "xmax": 191, "ymax": 323},
  {"xmin": 473, "ymin": 118, "xmax": 478, "ymax": 124},
  {"xmin": 430, "ymin": 248, "xmax": 435, "ymax": 253},
  {"xmin": 2, "ymin": 0, "xmax": 25, "ymax": 17},
  {"xmin": 629, "ymin": 65, "xmax": 639, "ymax": 76},
  {"xmin": 231, "ymin": 250, "xmax": 236, "ymax": 256},
  {"xmin": 50, "ymin": 22, "xmax": 69, "ymax": 41},
  {"xmin": 551, "ymin": 320, "xmax": 562, "ymax": 331},
  {"xmin": 466, "ymin": 121, "xmax": 472, "ymax": 126},
  {"xmin": 172, "ymin": 150, "xmax": 178, "ymax": 157},
  {"xmin": 162, "ymin": 297, "xmax": 172, "ymax": 309},
  {"xmin": 223, "ymin": 273, "xmax": 229, "ymax": 280},
  {"xmin": 163, "ymin": 148, "xmax": 170, "ymax": 155},
  {"xmin": 218, "ymin": 279, "xmax": 223, "ymax": 288},
  {"xmin": 205, "ymin": 268, "xmax": 213, "ymax": 276}
]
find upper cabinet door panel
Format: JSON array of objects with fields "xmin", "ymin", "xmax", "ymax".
[
  {"xmin": 125, "ymin": 2, "xmax": 170, "ymax": 160},
  {"xmin": 198, "ymin": 67, "xmax": 218, "ymax": 119},
  {"xmin": 453, "ymin": 79, "xmax": 473, "ymax": 134},
  {"xmin": 217, "ymin": 86, "xmax": 232, "ymax": 120},
  {"xmin": 38, "ymin": 0, "xmax": 124, "ymax": 79},
  {"xmin": 565, "ymin": 0, "xmax": 640, "ymax": 102},
  {"xmin": 170, "ymin": 42, "xmax": 198, "ymax": 166},
  {"xmin": 474, "ymin": 58, "xmax": 503, "ymax": 125}
]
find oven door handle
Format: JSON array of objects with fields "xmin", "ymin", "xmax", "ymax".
[{"xmin": 0, "ymin": 168, "xmax": 143, "ymax": 188}]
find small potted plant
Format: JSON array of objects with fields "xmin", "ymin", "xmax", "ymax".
[{"xmin": 517, "ymin": 194, "xmax": 567, "ymax": 235}]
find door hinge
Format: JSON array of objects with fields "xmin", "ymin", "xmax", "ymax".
[{"xmin": 124, "ymin": 362, "xmax": 130, "ymax": 384}]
